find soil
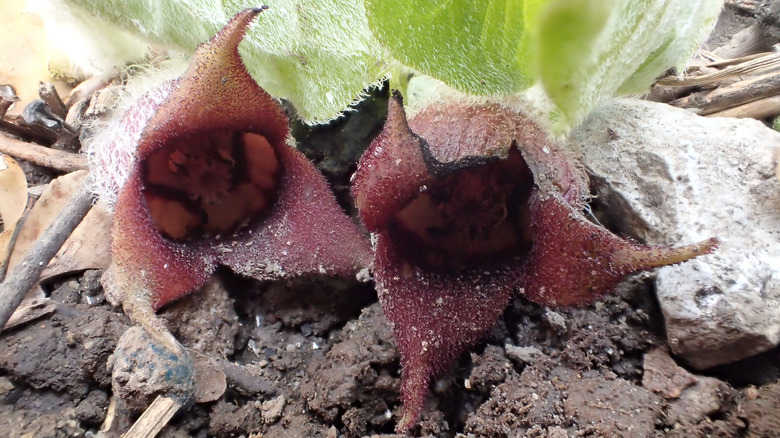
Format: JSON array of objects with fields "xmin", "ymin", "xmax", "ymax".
[
  {"xmin": 2, "ymin": 3, "xmax": 780, "ymax": 438},
  {"xmin": 3, "ymin": 256, "xmax": 779, "ymax": 437}
]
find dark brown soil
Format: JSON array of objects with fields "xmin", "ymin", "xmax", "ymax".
[{"xmin": 2, "ymin": 262, "xmax": 778, "ymax": 437}]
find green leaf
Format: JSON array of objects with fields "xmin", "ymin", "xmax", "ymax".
[
  {"xmin": 64, "ymin": 0, "xmax": 222, "ymax": 51},
  {"xmin": 232, "ymin": 0, "xmax": 387, "ymax": 123},
  {"xmin": 64, "ymin": 0, "xmax": 387, "ymax": 124},
  {"xmin": 367, "ymin": 0, "xmax": 721, "ymax": 129},
  {"xmin": 538, "ymin": 0, "xmax": 723, "ymax": 128},
  {"xmin": 365, "ymin": 0, "xmax": 550, "ymax": 95}
]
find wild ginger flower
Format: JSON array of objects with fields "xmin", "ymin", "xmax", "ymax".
[
  {"xmin": 106, "ymin": 8, "xmax": 371, "ymax": 350},
  {"xmin": 352, "ymin": 93, "xmax": 717, "ymax": 432}
]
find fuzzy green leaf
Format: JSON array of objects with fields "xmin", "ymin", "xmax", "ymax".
[
  {"xmin": 538, "ymin": 0, "xmax": 723, "ymax": 127},
  {"xmin": 365, "ymin": 0, "xmax": 549, "ymax": 95},
  {"xmin": 64, "ymin": 0, "xmax": 387, "ymax": 124},
  {"xmin": 367, "ymin": 0, "xmax": 722, "ymax": 129}
]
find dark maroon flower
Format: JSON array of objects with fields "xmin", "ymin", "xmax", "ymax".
[
  {"xmin": 352, "ymin": 93, "xmax": 717, "ymax": 432},
  {"xmin": 109, "ymin": 8, "xmax": 371, "ymax": 350}
]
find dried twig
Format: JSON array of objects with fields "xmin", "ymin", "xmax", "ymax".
[
  {"xmin": 0, "ymin": 119, "xmax": 57, "ymax": 143},
  {"xmin": 703, "ymin": 52, "xmax": 774, "ymax": 69},
  {"xmin": 123, "ymin": 395, "xmax": 183, "ymax": 438},
  {"xmin": 0, "ymin": 133, "xmax": 88, "ymax": 172},
  {"xmin": 0, "ymin": 177, "xmax": 94, "ymax": 332},
  {"xmin": 670, "ymin": 71, "xmax": 780, "ymax": 115},
  {"xmin": 38, "ymin": 82, "xmax": 68, "ymax": 119},
  {"xmin": 658, "ymin": 53, "xmax": 780, "ymax": 87},
  {"xmin": 707, "ymin": 95, "xmax": 780, "ymax": 119},
  {"xmin": 0, "ymin": 212, "xmax": 28, "ymax": 283}
]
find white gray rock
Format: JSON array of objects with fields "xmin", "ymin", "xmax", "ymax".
[{"xmin": 572, "ymin": 98, "xmax": 780, "ymax": 369}]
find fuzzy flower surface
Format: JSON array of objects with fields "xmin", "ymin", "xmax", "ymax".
[
  {"xmin": 108, "ymin": 8, "xmax": 371, "ymax": 348},
  {"xmin": 352, "ymin": 94, "xmax": 718, "ymax": 432}
]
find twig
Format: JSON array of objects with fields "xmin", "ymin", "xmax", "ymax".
[
  {"xmin": 658, "ymin": 53, "xmax": 780, "ymax": 87},
  {"xmin": 0, "ymin": 177, "xmax": 94, "ymax": 332},
  {"xmin": 99, "ymin": 396, "xmax": 121, "ymax": 435},
  {"xmin": 123, "ymin": 395, "xmax": 183, "ymax": 438},
  {"xmin": 38, "ymin": 82, "xmax": 68, "ymax": 119},
  {"xmin": 707, "ymin": 95, "xmax": 780, "ymax": 119},
  {"xmin": 670, "ymin": 71, "xmax": 780, "ymax": 115},
  {"xmin": 0, "ymin": 212, "xmax": 28, "ymax": 283},
  {"xmin": 0, "ymin": 133, "xmax": 88, "ymax": 172},
  {"xmin": 704, "ymin": 52, "xmax": 774, "ymax": 69},
  {"xmin": 0, "ymin": 119, "xmax": 57, "ymax": 144}
]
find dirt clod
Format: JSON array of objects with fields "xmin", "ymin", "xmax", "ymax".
[{"xmin": 111, "ymin": 326, "xmax": 195, "ymax": 412}]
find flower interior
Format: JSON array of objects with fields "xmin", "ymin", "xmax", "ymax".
[
  {"xmin": 142, "ymin": 130, "xmax": 280, "ymax": 240},
  {"xmin": 388, "ymin": 147, "xmax": 533, "ymax": 271}
]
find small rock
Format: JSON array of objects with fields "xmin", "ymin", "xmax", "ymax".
[
  {"xmin": 544, "ymin": 309, "xmax": 566, "ymax": 331},
  {"xmin": 642, "ymin": 348, "xmax": 697, "ymax": 398},
  {"xmin": 325, "ymin": 425, "xmax": 339, "ymax": 438},
  {"xmin": 75, "ymin": 389, "xmax": 109, "ymax": 427},
  {"xmin": 575, "ymin": 98, "xmax": 780, "ymax": 369},
  {"xmin": 505, "ymin": 345, "xmax": 543, "ymax": 366},
  {"xmin": 0, "ymin": 377, "xmax": 14, "ymax": 397},
  {"xmin": 190, "ymin": 351, "xmax": 226, "ymax": 403},
  {"xmin": 667, "ymin": 375, "xmax": 734, "ymax": 425},
  {"xmin": 642, "ymin": 348, "xmax": 737, "ymax": 427},
  {"xmin": 79, "ymin": 269, "xmax": 105, "ymax": 306},
  {"xmin": 111, "ymin": 326, "xmax": 195, "ymax": 412},
  {"xmin": 261, "ymin": 395, "xmax": 286, "ymax": 424},
  {"xmin": 546, "ymin": 426, "xmax": 569, "ymax": 438}
]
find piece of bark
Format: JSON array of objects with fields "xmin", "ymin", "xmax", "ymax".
[{"xmin": 0, "ymin": 133, "xmax": 88, "ymax": 172}]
